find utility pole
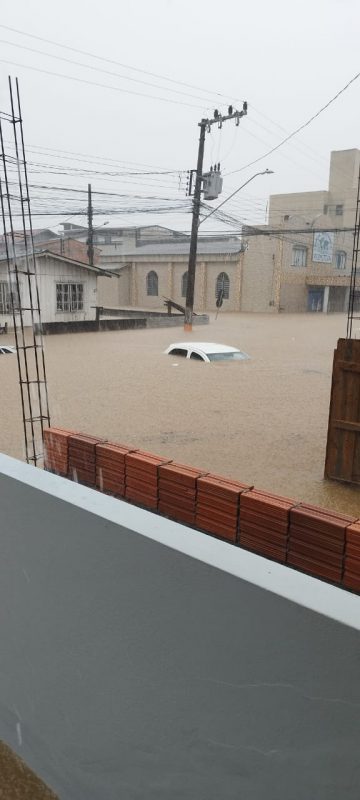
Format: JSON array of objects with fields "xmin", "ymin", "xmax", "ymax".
[
  {"xmin": 273, "ymin": 223, "xmax": 284, "ymax": 312},
  {"xmin": 184, "ymin": 103, "xmax": 248, "ymax": 331},
  {"xmin": 87, "ymin": 183, "xmax": 94, "ymax": 267},
  {"xmin": 184, "ymin": 121, "xmax": 206, "ymax": 331}
]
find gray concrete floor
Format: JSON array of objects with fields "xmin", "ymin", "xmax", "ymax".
[{"xmin": 0, "ymin": 467, "xmax": 359, "ymax": 799}]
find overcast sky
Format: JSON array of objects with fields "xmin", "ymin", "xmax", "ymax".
[{"xmin": 0, "ymin": 0, "xmax": 359, "ymax": 234}]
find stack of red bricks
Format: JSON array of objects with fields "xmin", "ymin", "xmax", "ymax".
[
  {"xmin": 68, "ymin": 433, "xmax": 105, "ymax": 486},
  {"xmin": 43, "ymin": 427, "xmax": 74, "ymax": 477},
  {"xmin": 196, "ymin": 474, "xmax": 251, "ymax": 543},
  {"xmin": 158, "ymin": 462, "xmax": 207, "ymax": 526},
  {"xmin": 96, "ymin": 442, "xmax": 134, "ymax": 497},
  {"xmin": 239, "ymin": 489, "xmax": 296, "ymax": 562},
  {"xmin": 287, "ymin": 504, "xmax": 355, "ymax": 584},
  {"xmin": 125, "ymin": 450, "xmax": 171, "ymax": 511},
  {"xmin": 42, "ymin": 426, "xmax": 360, "ymax": 597},
  {"xmin": 343, "ymin": 521, "xmax": 360, "ymax": 592}
]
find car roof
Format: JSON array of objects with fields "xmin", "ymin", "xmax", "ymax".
[{"xmin": 167, "ymin": 342, "xmax": 240, "ymax": 354}]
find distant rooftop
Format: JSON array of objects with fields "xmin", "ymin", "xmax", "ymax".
[{"xmin": 109, "ymin": 239, "xmax": 243, "ymax": 257}]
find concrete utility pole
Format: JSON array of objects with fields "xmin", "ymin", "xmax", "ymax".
[
  {"xmin": 184, "ymin": 120, "xmax": 206, "ymax": 331},
  {"xmin": 184, "ymin": 104, "xmax": 248, "ymax": 331},
  {"xmin": 87, "ymin": 183, "xmax": 94, "ymax": 267}
]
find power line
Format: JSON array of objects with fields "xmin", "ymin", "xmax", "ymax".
[
  {"xmin": 0, "ymin": 23, "xmax": 240, "ymax": 104},
  {"xmin": 0, "ymin": 58, "xmax": 207, "ymax": 109},
  {"xmin": 0, "ymin": 23, "xmax": 357, "ymax": 199},
  {"xmin": 3, "ymin": 138, "xmax": 183, "ymax": 172},
  {"xmin": 225, "ymin": 69, "xmax": 360, "ymax": 177},
  {"xmin": 0, "ymin": 38, "xmax": 227, "ymax": 106}
]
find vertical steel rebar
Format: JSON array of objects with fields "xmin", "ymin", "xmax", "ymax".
[
  {"xmin": 347, "ymin": 165, "xmax": 360, "ymax": 339},
  {"xmin": 0, "ymin": 77, "xmax": 51, "ymax": 465}
]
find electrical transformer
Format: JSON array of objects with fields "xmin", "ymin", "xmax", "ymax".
[{"xmin": 202, "ymin": 169, "xmax": 223, "ymax": 201}]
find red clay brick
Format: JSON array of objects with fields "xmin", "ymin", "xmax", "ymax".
[
  {"xmin": 125, "ymin": 477, "xmax": 158, "ymax": 497},
  {"xmin": 290, "ymin": 504, "xmax": 354, "ymax": 535},
  {"xmin": 288, "ymin": 524, "xmax": 345, "ymax": 553},
  {"xmin": 344, "ymin": 556, "xmax": 360, "ymax": 572},
  {"xmin": 96, "ymin": 442, "xmax": 131, "ymax": 456},
  {"xmin": 197, "ymin": 474, "xmax": 251, "ymax": 500},
  {"xmin": 96, "ymin": 464, "xmax": 125, "ymax": 477},
  {"xmin": 343, "ymin": 571, "xmax": 360, "ymax": 591},
  {"xmin": 345, "ymin": 546, "xmax": 360, "ymax": 562},
  {"xmin": 44, "ymin": 427, "xmax": 75, "ymax": 440},
  {"xmin": 126, "ymin": 465, "xmax": 159, "ymax": 484},
  {"xmin": 125, "ymin": 489, "xmax": 158, "ymax": 510},
  {"xmin": 240, "ymin": 520, "xmax": 288, "ymax": 545},
  {"xmin": 240, "ymin": 508, "xmax": 288, "ymax": 533},
  {"xmin": 196, "ymin": 503, "xmax": 238, "ymax": 526},
  {"xmin": 160, "ymin": 490, "xmax": 195, "ymax": 512},
  {"xmin": 159, "ymin": 478, "xmax": 196, "ymax": 499},
  {"xmin": 287, "ymin": 552, "xmax": 342, "ymax": 583},
  {"xmin": 241, "ymin": 489, "xmax": 296, "ymax": 518},
  {"xmin": 69, "ymin": 433, "xmax": 104, "ymax": 445},
  {"xmin": 126, "ymin": 451, "xmax": 170, "ymax": 468},
  {"xmin": 288, "ymin": 537, "xmax": 342, "ymax": 567},
  {"xmin": 158, "ymin": 463, "xmax": 207, "ymax": 488},
  {"xmin": 240, "ymin": 535, "xmax": 286, "ymax": 561},
  {"xmin": 158, "ymin": 502, "xmax": 196, "ymax": 525},
  {"xmin": 346, "ymin": 522, "xmax": 360, "ymax": 542},
  {"xmin": 196, "ymin": 517, "xmax": 237, "ymax": 542}
]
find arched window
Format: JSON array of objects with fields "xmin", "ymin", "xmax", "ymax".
[
  {"xmin": 215, "ymin": 271, "xmax": 230, "ymax": 300},
  {"xmin": 181, "ymin": 271, "xmax": 188, "ymax": 298},
  {"xmin": 146, "ymin": 270, "xmax": 158, "ymax": 296}
]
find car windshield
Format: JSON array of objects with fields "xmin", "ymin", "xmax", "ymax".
[{"xmin": 207, "ymin": 351, "xmax": 249, "ymax": 361}]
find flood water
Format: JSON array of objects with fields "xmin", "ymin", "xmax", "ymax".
[{"xmin": 1, "ymin": 312, "xmax": 359, "ymax": 516}]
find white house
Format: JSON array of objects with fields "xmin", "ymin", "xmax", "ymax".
[{"xmin": 0, "ymin": 250, "xmax": 108, "ymax": 328}]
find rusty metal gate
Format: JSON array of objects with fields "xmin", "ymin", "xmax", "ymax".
[{"xmin": 325, "ymin": 338, "xmax": 360, "ymax": 484}]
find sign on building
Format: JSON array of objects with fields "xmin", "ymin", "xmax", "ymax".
[{"xmin": 313, "ymin": 231, "xmax": 334, "ymax": 263}]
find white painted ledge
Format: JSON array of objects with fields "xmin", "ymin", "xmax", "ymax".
[{"xmin": 1, "ymin": 452, "xmax": 359, "ymax": 631}]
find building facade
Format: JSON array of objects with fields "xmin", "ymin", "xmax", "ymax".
[
  {"xmin": 265, "ymin": 148, "xmax": 359, "ymax": 313},
  {"xmin": 97, "ymin": 241, "xmax": 245, "ymax": 313},
  {"xmin": 62, "ymin": 149, "xmax": 359, "ymax": 314},
  {"xmin": 0, "ymin": 250, "xmax": 103, "ymax": 328}
]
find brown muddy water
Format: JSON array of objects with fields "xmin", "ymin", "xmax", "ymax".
[{"xmin": 0, "ymin": 312, "xmax": 359, "ymax": 516}]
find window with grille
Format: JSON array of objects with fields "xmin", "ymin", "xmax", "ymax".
[
  {"xmin": 291, "ymin": 246, "xmax": 307, "ymax": 267},
  {"xmin": 335, "ymin": 204, "xmax": 343, "ymax": 216},
  {"xmin": 215, "ymin": 272, "xmax": 230, "ymax": 299},
  {"xmin": 146, "ymin": 270, "xmax": 158, "ymax": 296},
  {"xmin": 335, "ymin": 251, "xmax": 346, "ymax": 270},
  {"xmin": 0, "ymin": 280, "xmax": 20, "ymax": 313},
  {"xmin": 56, "ymin": 283, "xmax": 84, "ymax": 312},
  {"xmin": 181, "ymin": 271, "xmax": 188, "ymax": 298}
]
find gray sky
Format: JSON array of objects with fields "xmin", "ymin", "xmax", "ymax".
[{"xmin": 0, "ymin": 0, "xmax": 359, "ymax": 234}]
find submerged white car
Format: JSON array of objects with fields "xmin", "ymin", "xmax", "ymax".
[
  {"xmin": 0, "ymin": 345, "xmax": 16, "ymax": 355},
  {"xmin": 164, "ymin": 342, "xmax": 250, "ymax": 362}
]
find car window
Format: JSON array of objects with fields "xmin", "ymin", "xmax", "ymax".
[
  {"xmin": 207, "ymin": 351, "xmax": 249, "ymax": 361},
  {"xmin": 168, "ymin": 348, "xmax": 187, "ymax": 357},
  {"xmin": 190, "ymin": 351, "xmax": 205, "ymax": 360}
]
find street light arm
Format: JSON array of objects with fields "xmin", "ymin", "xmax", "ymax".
[{"xmin": 199, "ymin": 169, "xmax": 273, "ymax": 226}]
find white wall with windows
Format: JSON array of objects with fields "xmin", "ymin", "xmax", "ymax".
[
  {"xmin": 0, "ymin": 253, "xmax": 98, "ymax": 327},
  {"xmin": 39, "ymin": 254, "xmax": 97, "ymax": 323}
]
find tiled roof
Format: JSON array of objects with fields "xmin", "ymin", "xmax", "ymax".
[{"xmin": 107, "ymin": 240, "xmax": 243, "ymax": 257}]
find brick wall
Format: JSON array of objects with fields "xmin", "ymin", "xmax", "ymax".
[{"xmin": 44, "ymin": 427, "xmax": 360, "ymax": 597}]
